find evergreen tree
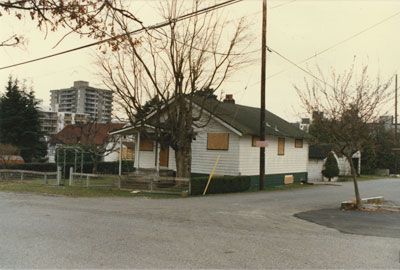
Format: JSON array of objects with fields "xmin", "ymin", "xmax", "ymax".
[
  {"xmin": 0, "ymin": 77, "xmax": 47, "ymax": 162},
  {"xmin": 322, "ymin": 152, "xmax": 339, "ymax": 181}
]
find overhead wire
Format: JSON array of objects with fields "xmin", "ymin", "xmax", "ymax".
[
  {"xmin": 241, "ymin": 8, "xmax": 400, "ymax": 90},
  {"xmin": 267, "ymin": 9, "xmax": 400, "ymax": 79},
  {"xmin": 267, "ymin": 46, "xmax": 336, "ymax": 89},
  {"xmin": 0, "ymin": 0, "xmax": 243, "ymax": 71}
]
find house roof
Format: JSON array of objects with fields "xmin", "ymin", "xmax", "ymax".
[
  {"xmin": 309, "ymin": 144, "xmax": 332, "ymax": 159},
  {"xmin": 52, "ymin": 123, "xmax": 125, "ymax": 145},
  {"xmin": 110, "ymin": 97, "xmax": 311, "ymax": 139},
  {"xmin": 192, "ymin": 97, "xmax": 312, "ymax": 139}
]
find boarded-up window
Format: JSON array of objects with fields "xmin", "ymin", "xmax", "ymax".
[
  {"xmin": 207, "ymin": 133, "xmax": 229, "ymax": 150},
  {"xmin": 295, "ymin": 139, "xmax": 303, "ymax": 148},
  {"xmin": 252, "ymin": 136, "xmax": 260, "ymax": 147},
  {"xmin": 278, "ymin": 137, "xmax": 285, "ymax": 155},
  {"xmin": 284, "ymin": 175, "xmax": 294, "ymax": 184},
  {"xmin": 140, "ymin": 137, "xmax": 153, "ymax": 151}
]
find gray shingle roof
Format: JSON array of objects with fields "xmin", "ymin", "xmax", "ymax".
[{"xmin": 193, "ymin": 97, "xmax": 312, "ymax": 139}]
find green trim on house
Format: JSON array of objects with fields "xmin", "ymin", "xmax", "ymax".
[
  {"xmin": 191, "ymin": 172, "xmax": 209, "ymax": 178},
  {"xmin": 250, "ymin": 172, "xmax": 308, "ymax": 189},
  {"xmin": 192, "ymin": 172, "xmax": 308, "ymax": 189}
]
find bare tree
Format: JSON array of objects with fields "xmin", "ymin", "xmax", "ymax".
[
  {"xmin": 98, "ymin": 0, "xmax": 251, "ymax": 177},
  {"xmin": 0, "ymin": 0, "xmax": 141, "ymax": 48},
  {"xmin": 75, "ymin": 121, "xmax": 120, "ymax": 174},
  {"xmin": 294, "ymin": 64, "xmax": 391, "ymax": 208}
]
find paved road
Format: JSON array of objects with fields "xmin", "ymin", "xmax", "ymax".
[
  {"xmin": 296, "ymin": 208, "xmax": 400, "ymax": 238},
  {"xmin": 0, "ymin": 178, "xmax": 399, "ymax": 269}
]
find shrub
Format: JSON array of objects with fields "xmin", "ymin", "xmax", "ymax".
[
  {"xmin": 191, "ymin": 175, "xmax": 251, "ymax": 195},
  {"xmin": 1, "ymin": 162, "xmax": 57, "ymax": 172},
  {"xmin": 322, "ymin": 152, "xmax": 339, "ymax": 181}
]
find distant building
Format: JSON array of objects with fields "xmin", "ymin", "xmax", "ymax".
[
  {"xmin": 292, "ymin": 118, "xmax": 311, "ymax": 133},
  {"xmin": 39, "ymin": 111, "xmax": 91, "ymax": 135},
  {"xmin": 39, "ymin": 110, "xmax": 91, "ymax": 162},
  {"xmin": 50, "ymin": 81, "xmax": 113, "ymax": 123}
]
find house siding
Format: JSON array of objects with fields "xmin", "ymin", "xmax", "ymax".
[
  {"xmin": 190, "ymin": 119, "xmax": 240, "ymax": 176},
  {"xmin": 238, "ymin": 135, "xmax": 308, "ymax": 176},
  {"xmin": 250, "ymin": 172, "xmax": 308, "ymax": 188},
  {"xmin": 308, "ymin": 158, "xmax": 324, "ymax": 181}
]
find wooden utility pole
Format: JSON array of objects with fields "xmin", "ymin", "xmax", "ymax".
[
  {"xmin": 395, "ymin": 74, "xmax": 398, "ymax": 173},
  {"xmin": 259, "ymin": 0, "xmax": 267, "ymax": 190}
]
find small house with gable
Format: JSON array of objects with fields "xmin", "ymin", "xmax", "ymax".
[{"xmin": 111, "ymin": 95, "xmax": 311, "ymax": 188}]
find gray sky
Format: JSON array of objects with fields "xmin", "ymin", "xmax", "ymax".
[{"xmin": 1, "ymin": 0, "xmax": 399, "ymax": 121}]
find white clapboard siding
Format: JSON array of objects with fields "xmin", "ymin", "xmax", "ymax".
[
  {"xmin": 190, "ymin": 118, "xmax": 240, "ymax": 176},
  {"xmin": 308, "ymin": 159, "xmax": 324, "ymax": 181},
  {"xmin": 239, "ymin": 135, "xmax": 308, "ymax": 175}
]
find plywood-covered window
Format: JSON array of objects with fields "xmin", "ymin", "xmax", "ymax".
[
  {"xmin": 207, "ymin": 133, "xmax": 229, "ymax": 150},
  {"xmin": 252, "ymin": 136, "xmax": 260, "ymax": 147},
  {"xmin": 139, "ymin": 137, "xmax": 153, "ymax": 151},
  {"xmin": 278, "ymin": 137, "xmax": 285, "ymax": 155},
  {"xmin": 295, "ymin": 139, "xmax": 303, "ymax": 148}
]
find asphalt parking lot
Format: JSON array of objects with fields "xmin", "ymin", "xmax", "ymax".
[{"xmin": 0, "ymin": 178, "xmax": 399, "ymax": 268}]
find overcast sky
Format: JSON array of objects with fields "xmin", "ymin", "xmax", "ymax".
[{"xmin": 1, "ymin": 0, "xmax": 399, "ymax": 122}]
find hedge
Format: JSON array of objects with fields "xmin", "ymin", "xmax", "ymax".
[
  {"xmin": 191, "ymin": 175, "xmax": 251, "ymax": 195},
  {"xmin": 0, "ymin": 161, "xmax": 135, "ymax": 176}
]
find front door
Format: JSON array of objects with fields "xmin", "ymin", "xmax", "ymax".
[{"xmin": 159, "ymin": 146, "xmax": 169, "ymax": 167}]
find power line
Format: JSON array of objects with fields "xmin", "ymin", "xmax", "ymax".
[
  {"xmin": 241, "ymin": 8, "xmax": 400, "ymax": 89},
  {"xmin": 267, "ymin": 46, "xmax": 336, "ymax": 89},
  {"xmin": 270, "ymin": 0, "xmax": 297, "ymax": 9},
  {"xmin": 268, "ymin": 9, "xmax": 400, "ymax": 79},
  {"xmin": 0, "ymin": 0, "xmax": 242, "ymax": 71}
]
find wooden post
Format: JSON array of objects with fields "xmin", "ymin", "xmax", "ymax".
[
  {"xmin": 119, "ymin": 136, "xmax": 123, "ymax": 176},
  {"xmin": 57, "ymin": 166, "xmax": 62, "ymax": 186},
  {"xmin": 259, "ymin": 0, "xmax": 267, "ymax": 190},
  {"xmin": 69, "ymin": 167, "xmax": 73, "ymax": 186},
  {"xmin": 117, "ymin": 176, "xmax": 121, "ymax": 189},
  {"xmin": 395, "ymin": 74, "xmax": 398, "ymax": 173},
  {"xmin": 134, "ymin": 132, "xmax": 141, "ymax": 170},
  {"xmin": 44, "ymin": 173, "xmax": 48, "ymax": 184},
  {"xmin": 203, "ymin": 155, "xmax": 221, "ymax": 196}
]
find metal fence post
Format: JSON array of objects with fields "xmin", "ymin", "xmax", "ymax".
[
  {"xmin": 69, "ymin": 167, "xmax": 73, "ymax": 186},
  {"xmin": 20, "ymin": 172, "xmax": 24, "ymax": 181},
  {"xmin": 189, "ymin": 178, "xmax": 191, "ymax": 195},
  {"xmin": 57, "ymin": 166, "xmax": 62, "ymax": 186},
  {"xmin": 86, "ymin": 175, "xmax": 90, "ymax": 188}
]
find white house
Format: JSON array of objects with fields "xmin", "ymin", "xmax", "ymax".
[
  {"xmin": 111, "ymin": 96, "xmax": 312, "ymax": 188},
  {"xmin": 308, "ymin": 144, "xmax": 361, "ymax": 182}
]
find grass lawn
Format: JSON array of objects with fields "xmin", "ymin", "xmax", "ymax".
[{"xmin": 0, "ymin": 181, "xmax": 183, "ymax": 198}]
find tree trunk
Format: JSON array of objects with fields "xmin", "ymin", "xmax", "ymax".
[
  {"xmin": 92, "ymin": 155, "xmax": 98, "ymax": 174},
  {"xmin": 347, "ymin": 154, "xmax": 362, "ymax": 209},
  {"xmin": 175, "ymin": 143, "xmax": 192, "ymax": 178}
]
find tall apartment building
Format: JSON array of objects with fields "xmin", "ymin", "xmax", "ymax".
[{"xmin": 50, "ymin": 81, "xmax": 113, "ymax": 123}]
